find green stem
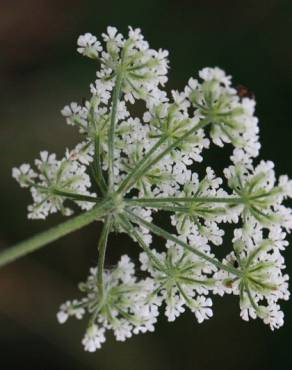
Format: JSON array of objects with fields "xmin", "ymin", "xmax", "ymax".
[
  {"xmin": 245, "ymin": 282, "xmax": 259, "ymax": 312},
  {"xmin": 117, "ymin": 136, "xmax": 168, "ymax": 194},
  {"xmin": 117, "ymin": 213, "xmax": 166, "ymax": 271},
  {"xmin": 0, "ymin": 199, "xmax": 113, "ymax": 269},
  {"xmin": 51, "ymin": 189, "xmax": 99, "ymax": 203},
  {"xmin": 30, "ymin": 183, "xmax": 100, "ymax": 204},
  {"xmin": 108, "ymin": 69, "xmax": 124, "ymax": 191},
  {"xmin": 135, "ymin": 204, "xmax": 192, "ymax": 213},
  {"xmin": 97, "ymin": 216, "xmax": 112, "ymax": 297},
  {"xmin": 125, "ymin": 196, "xmax": 244, "ymax": 206},
  {"xmin": 177, "ymin": 282, "xmax": 193, "ymax": 305},
  {"xmin": 88, "ymin": 100, "xmax": 107, "ymax": 194},
  {"xmin": 94, "ymin": 134, "xmax": 107, "ymax": 194},
  {"xmin": 119, "ymin": 119, "xmax": 211, "ymax": 195},
  {"xmin": 125, "ymin": 209, "xmax": 241, "ymax": 277}
]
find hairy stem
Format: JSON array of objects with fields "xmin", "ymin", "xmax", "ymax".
[
  {"xmin": 108, "ymin": 70, "xmax": 124, "ymax": 191},
  {"xmin": 88, "ymin": 100, "xmax": 107, "ymax": 195},
  {"xmin": 117, "ymin": 136, "xmax": 168, "ymax": 194},
  {"xmin": 97, "ymin": 216, "xmax": 112, "ymax": 297},
  {"xmin": 118, "ymin": 119, "xmax": 210, "ymax": 195},
  {"xmin": 0, "ymin": 199, "xmax": 113, "ymax": 269},
  {"xmin": 94, "ymin": 134, "xmax": 107, "ymax": 194},
  {"xmin": 125, "ymin": 209, "xmax": 241, "ymax": 277},
  {"xmin": 31, "ymin": 183, "xmax": 100, "ymax": 204},
  {"xmin": 245, "ymin": 283, "xmax": 259, "ymax": 312},
  {"xmin": 51, "ymin": 189, "xmax": 99, "ymax": 203},
  {"xmin": 117, "ymin": 213, "xmax": 166, "ymax": 271},
  {"xmin": 125, "ymin": 196, "xmax": 244, "ymax": 206}
]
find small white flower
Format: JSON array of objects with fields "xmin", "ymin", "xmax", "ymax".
[
  {"xmin": 77, "ymin": 33, "xmax": 102, "ymax": 59},
  {"xmin": 82, "ymin": 325, "xmax": 106, "ymax": 352},
  {"xmin": 12, "ymin": 164, "xmax": 36, "ymax": 188},
  {"xmin": 57, "ymin": 300, "xmax": 85, "ymax": 324},
  {"xmin": 165, "ymin": 294, "xmax": 185, "ymax": 321},
  {"xmin": 191, "ymin": 296, "xmax": 213, "ymax": 323},
  {"xmin": 199, "ymin": 67, "xmax": 232, "ymax": 86},
  {"xmin": 114, "ymin": 320, "xmax": 133, "ymax": 341}
]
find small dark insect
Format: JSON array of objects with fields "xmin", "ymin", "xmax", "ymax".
[
  {"xmin": 233, "ymin": 259, "xmax": 239, "ymax": 268},
  {"xmin": 224, "ymin": 279, "xmax": 234, "ymax": 289},
  {"xmin": 236, "ymin": 84, "xmax": 255, "ymax": 100}
]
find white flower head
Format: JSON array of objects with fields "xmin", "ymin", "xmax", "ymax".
[{"xmin": 12, "ymin": 26, "xmax": 291, "ymax": 351}]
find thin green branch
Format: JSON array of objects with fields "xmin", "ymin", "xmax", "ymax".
[
  {"xmin": 125, "ymin": 209, "xmax": 241, "ymax": 277},
  {"xmin": 117, "ymin": 213, "xmax": 166, "ymax": 271},
  {"xmin": 117, "ymin": 136, "xmax": 168, "ymax": 194},
  {"xmin": 108, "ymin": 68, "xmax": 124, "ymax": 190},
  {"xmin": 125, "ymin": 196, "xmax": 244, "ymax": 207},
  {"xmin": 118, "ymin": 119, "xmax": 210, "ymax": 195},
  {"xmin": 245, "ymin": 282, "xmax": 259, "ymax": 312},
  {"xmin": 30, "ymin": 184, "xmax": 100, "ymax": 204},
  {"xmin": 97, "ymin": 216, "xmax": 112, "ymax": 298},
  {"xmin": 51, "ymin": 188, "xmax": 99, "ymax": 203},
  {"xmin": 94, "ymin": 134, "xmax": 107, "ymax": 194},
  {"xmin": 0, "ymin": 199, "xmax": 113, "ymax": 269},
  {"xmin": 134, "ymin": 204, "xmax": 193, "ymax": 213},
  {"xmin": 88, "ymin": 100, "xmax": 107, "ymax": 194}
]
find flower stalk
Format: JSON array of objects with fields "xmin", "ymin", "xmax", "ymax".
[
  {"xmin": 108, "ymin": 68, "xmax": 124, "ymax": 191},
  {"xmin": 97, "ymin": 216, "xmax": 112, "ymax": 297},
  {"xmin": 125, "ymin": 208, "xmax": 241, "ymax": 277},
  {"xmin": 0, "ymin": 199, "xmax": 111, "ymax": 268}
]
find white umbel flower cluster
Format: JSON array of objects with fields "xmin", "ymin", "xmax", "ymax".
[
  {"xmin": 58, "ymin": 256, "xmax": 158, "ymax": 349},
  {"xmin": 12, "ymin": 150, "xmax": 95, "ymax": 219},
  {"xmin": 13, "ymin": 26, "xmax": 291, "ymax": 351}
]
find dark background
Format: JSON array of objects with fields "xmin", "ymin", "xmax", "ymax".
[{"xmin": 0, "ymin": 1, "xmax": 291, "ymax": 369}]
